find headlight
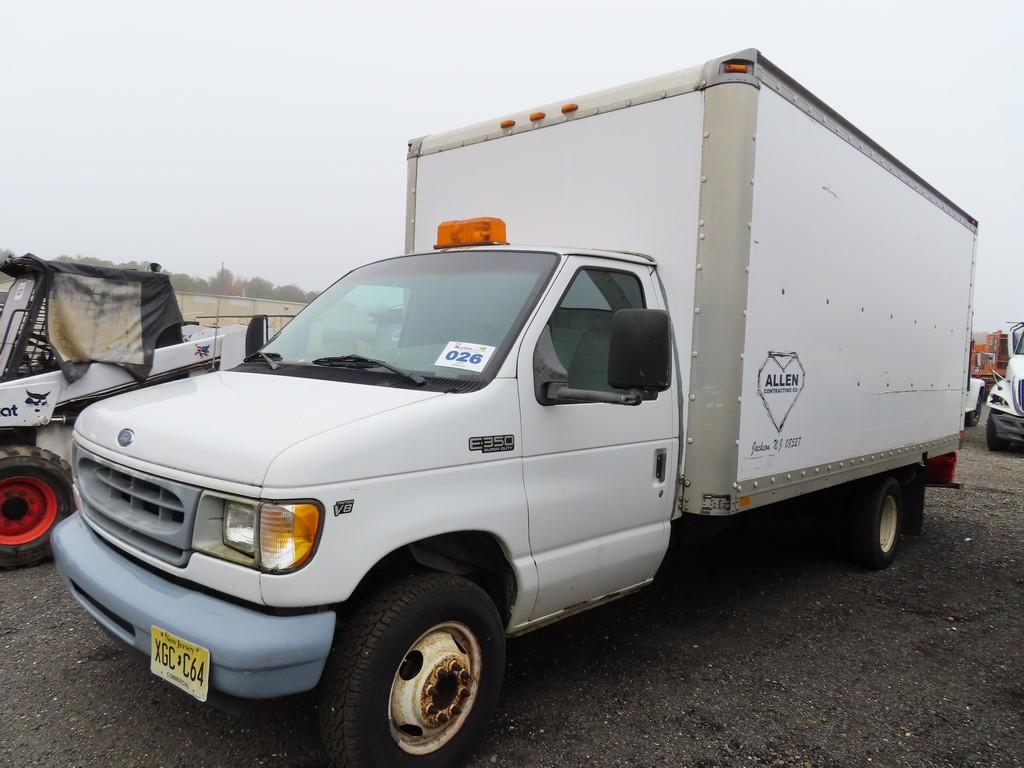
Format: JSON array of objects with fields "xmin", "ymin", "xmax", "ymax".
[
  {"xmin": 258, "ymin": 502, "xmax": 322, "ymax": 572},
  {"xmin": 194, "ymin": 493, "xmax": 322, "ymax": 572},
  {"xmin": 223, "ymin": 500, "xmax": 257, "ymax": 556}
]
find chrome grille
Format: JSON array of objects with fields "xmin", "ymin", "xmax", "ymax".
[{"xmin": 74, "ymin": 447, "xmax": 203, "ymax": 566}]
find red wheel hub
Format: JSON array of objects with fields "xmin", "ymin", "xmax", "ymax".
[{"xmin": 0, "ymin": 476, "xmax": 59, "ymax": 546}]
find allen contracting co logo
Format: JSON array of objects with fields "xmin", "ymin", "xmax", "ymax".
[{"xmin": 757, "ymin": 351, "xmax": 805, "ymax": 433}]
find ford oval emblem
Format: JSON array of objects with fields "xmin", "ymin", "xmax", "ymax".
[{"xmin": 117, "ymin": 429, "xmax": 134, "ymax": 447}]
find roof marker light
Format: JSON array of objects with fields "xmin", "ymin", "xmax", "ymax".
[
  {"xmin": 500, "ymin": 119, "xmax": 515, "ymax": 129},
  {"xmin": 723, "ymin": 62, "xmax": 750, "ymax": 74},
  {"xmin": 561, "ymin": 103, "xmax": 579, "ymax": 114},
  {"xmin": 435, "ymin": 217, "xmax": 508, "ymax": 249},
  {"xmin": 529, "ymin": 111, "xmax": 545, "ymax": 122}
]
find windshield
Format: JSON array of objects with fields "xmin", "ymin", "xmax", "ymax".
[{"xmin": 260, "ymin": 250, "xmax": 559, "ymax": 386}]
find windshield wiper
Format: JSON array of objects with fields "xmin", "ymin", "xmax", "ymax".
[
  {"xmin": 244, "ymin": 351, "xmax": 281, "ymax": 370},
  {"xmin": 311, "ymin": 354, "xmax": 426, "ymax": 386}
]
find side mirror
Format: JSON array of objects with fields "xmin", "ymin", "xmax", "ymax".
[
  {"xmin": 608, "ymin": 308, "xmax": 672, "ymax": 392},
  {"xmin": 533, "ymin": 309, "xmax": 672, "ymax": 407},
  {"xmin": 245, "ymin": 314, "xmax": 269, "ymax": 358}
]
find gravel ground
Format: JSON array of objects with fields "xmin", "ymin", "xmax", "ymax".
[{"xmin": 2, "ymin": 417, "xmax": 1021, "ymax": 768}]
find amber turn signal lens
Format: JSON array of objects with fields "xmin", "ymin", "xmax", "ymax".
[
  {"xmin": 258, "ymin": 502, "xmax": 321, "ymax": 572},
  {"xmin": 435, "ymin": 217, "xmax": 508, "ymax": 249}
]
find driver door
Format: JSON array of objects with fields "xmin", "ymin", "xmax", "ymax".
[{"xmin": 517, "ymin": 258, "xmax": 677, "ymax": 621}]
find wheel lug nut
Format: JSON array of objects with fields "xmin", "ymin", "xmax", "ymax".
[
  {"xmin": 437, "ymin": 712, "xmax": 449, "ymax": 724},
  {"xmin": 452, "ymin": 706, "xmax": 462, "ymax": 715},
  {"xmin": 426, "ymin": 704, "xmax": 438, "ymax": 716},
  {"xmin": 459, "ymin": 671, "xmax": 470, "ymax": 683},
  {"xmin": 426, "ymin": 685, "xmax": 437, "ymax": 696}
]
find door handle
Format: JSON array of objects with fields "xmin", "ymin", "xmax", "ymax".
[{"xmin": 654, "ymin": 450, "xmax": 667, "ymax": 483}]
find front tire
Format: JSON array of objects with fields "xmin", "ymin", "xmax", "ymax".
[
  {"xmin": 849, "ymin": 476, "xmax": 902, "ymax": 570},
  {"xmin": 965, "ymin": 391, "xmax": 983, "ymax": 427},
  {"xmin": 318, "ymin": 573, "xmax": 505, "ymax": 768},
  {"xmin": 0, "ymin": 446, "xmax": 73, "ymax": 569},
  {"xmin": 986, "ymin": 412, "xmax": 1010, "ymax": 451}
]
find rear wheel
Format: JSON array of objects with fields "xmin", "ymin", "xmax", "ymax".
[
  {"xmin": 986, "ymin": 412, "xmax": 1009, "ymax": 451},
  {"xmin": 318, "ymin": 573, "xmax": 505, "ymax": 768},
  {"xmin": 0, "ymin": 446, "xmax": 73, "ymax": 568},
  {"xmin": 849, "ymin": 476, "xmax": 902, "ymax": 570}
]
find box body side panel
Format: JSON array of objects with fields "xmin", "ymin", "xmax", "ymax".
[
  {"xmin": 737, "ymin": 87, "xmax": 976, "ymax": 484},
  {"xmin": 413, "ymin": 94, "xmax": 704, "ymax": 400}
]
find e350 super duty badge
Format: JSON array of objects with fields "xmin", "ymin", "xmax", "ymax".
[
  {"xmin": 468, "ymin": 435, "xmax": 514, "ymax": 453},
  {"xmin": 757, "ymin": 351, "xmax": 805, "ymax": 433}
]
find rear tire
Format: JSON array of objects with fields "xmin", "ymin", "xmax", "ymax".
[
  {"xmin": 318, "ymin": 573, "xmax": 505, "ymax": 768},
  {"xmin": 986, "ymin": 412, "xmax": 1010, "ymax": 451},
  {"xmin": 0, "ymin": 446, "xmax": 73, "ymax": 569},
  {"xmin": 849, "ymin": 476, "xmax": 902, "ymax": 570}
]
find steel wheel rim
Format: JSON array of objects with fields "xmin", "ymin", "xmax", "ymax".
[
  {"xmin": 879, "ymin": 495, "xmax": 898, "ymax": 553},
  {"xmin": 388, "ymin": 621, "xmax": 482, "ymax": 755},
  {"xmin": 0, "ymin": 476, "xmax": 58, "ymax": 546}
]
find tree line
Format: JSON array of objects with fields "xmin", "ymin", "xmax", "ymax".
[{"xmin": 1, "ymin": 249, "xmax": 318, "ymax": 303}]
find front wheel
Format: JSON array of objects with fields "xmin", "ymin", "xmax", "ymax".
[
  {"xmin": 319, "ymin": 573, "xmax": 505, "ymax": 768},
  {"xmin": 965, "ymin": 387, "xmax": 985, "ymax": 427},
  {"xmin": 986, "ymin": 412, "xmax": 1010, "ymax": 451}
]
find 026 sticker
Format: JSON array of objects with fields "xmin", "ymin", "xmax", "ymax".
[{"xmin": 434, "ymin": 341, "xmax": 495, "ymax": 373}]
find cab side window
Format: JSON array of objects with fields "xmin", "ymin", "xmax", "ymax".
[{"xmin": 547, "ymin": 269, "xmax": 645, "ymax": 393}]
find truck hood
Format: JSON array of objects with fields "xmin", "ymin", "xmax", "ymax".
[{"xmin": 75, "ymin": 371, "xmax": 445, "ymax": 485}]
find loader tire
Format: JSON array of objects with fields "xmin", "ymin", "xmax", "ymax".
[
  {"xmin": 0, "ymin": 446, "xmax": 73, "ymax": 569},
  {"xmin": 318, "ymin": 573, "xmax": 505, "ymax": 768},
  {"xmin": 849, "ymin": 475, "xmax": 902, "ymax": 570}
]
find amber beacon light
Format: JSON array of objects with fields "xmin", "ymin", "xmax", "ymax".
[{"xmin": 435, "ymin": 217, "xmax": 509, "ymax": 249}]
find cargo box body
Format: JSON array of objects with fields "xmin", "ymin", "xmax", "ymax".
[{"xmin": 407, "ymin": 49, "xmax": 977, "ymax": 516}]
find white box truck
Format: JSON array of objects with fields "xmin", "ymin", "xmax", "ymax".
[{"xmin": 51, "ymin": 49, "xmax": 977, "ymax": 768}]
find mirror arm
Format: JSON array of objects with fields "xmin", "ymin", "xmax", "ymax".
[{"xmin": 546, "ymin": 383, "xmax": 642, "ymax": 406}]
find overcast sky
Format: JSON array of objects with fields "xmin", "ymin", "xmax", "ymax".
[{"xmin": 3, "ymin": 0, "xmax": 1020, "ymax": 330}]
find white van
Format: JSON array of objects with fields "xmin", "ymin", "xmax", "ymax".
[{"xmin": 53, "ymin": 49, "xmax": 976, "ymax": 768}]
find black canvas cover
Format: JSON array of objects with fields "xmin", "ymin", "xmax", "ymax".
[{"xmin": 1, "ymin": 254, "xmax": 183, "ymax": 382}]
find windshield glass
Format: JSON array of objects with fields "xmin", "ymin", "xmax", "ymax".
[{"xmin": 261, "ymin": 250, "xmax": 559, "ymax": 383}]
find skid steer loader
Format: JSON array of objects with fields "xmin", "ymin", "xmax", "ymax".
[{"xmin": 0, "ymin": 254, "xmax": 265, "ymax": 567}]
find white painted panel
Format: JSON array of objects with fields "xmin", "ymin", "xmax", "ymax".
[
  {"xmin": 737, "ymin": 88, "xmax": 975, "ymax": 480},
  {"xmin": 515, "ymin": 260, "xmax": 676, "ymax": 620},
  {"xmin": 414, "ymin": 94, "xmax": 704, "ymax": 406}
]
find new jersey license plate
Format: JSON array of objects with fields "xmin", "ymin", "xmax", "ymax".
[{"xmin": 150, "ymin": 625, "xmax": 210, "ymax": 702}]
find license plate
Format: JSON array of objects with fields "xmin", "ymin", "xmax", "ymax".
[{"xmin": 150, "ymin": 625, "xmax": 210, "ymax": 702}]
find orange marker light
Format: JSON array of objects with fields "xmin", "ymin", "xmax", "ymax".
[
  {"xmin": 561, "ymin": 103, "xmax": 579, "ymax": 114},
  {"xmin": 739, "ymin": 495, "xmax": 751, "ymax": 508},
  {"xmin": 529, "ymin": 111, "xmax": 545, "ymax": 122},
  {"xmin": 500, "ymin": 119, "xmax": 515, "ymax": 129},
  {"xmin": 723, "ymin": 62, "xmax": 750, "ymax": 74},
  {"xmin": 435, "ymin": 217, "xmax": 508, "ymax": 249}
]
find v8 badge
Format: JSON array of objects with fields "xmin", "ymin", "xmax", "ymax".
[{"xmin": 334, "ymin": 499, "xmax": 355, "ymax": 516}]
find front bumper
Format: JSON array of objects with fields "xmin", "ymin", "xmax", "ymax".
[
  {"xmin": 989, "ymin": 410, "xmax": 1024, "ymax": 446},
  {"xmin": 52, "ymin": 514, "xmax": 336, "ymax": 699}
]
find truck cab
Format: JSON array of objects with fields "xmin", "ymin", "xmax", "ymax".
[
  {"xmin": 985, "ymin": 321, "xmax": 1024, "ymax": 449},
  {"xmin": 53, "ymin": 228, "xmax": 675, "ymax": 764}
]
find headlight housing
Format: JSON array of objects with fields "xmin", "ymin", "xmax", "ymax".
[{"xmin": 193, "ymin": 493, "xmax": 323, "ymax": 572}]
